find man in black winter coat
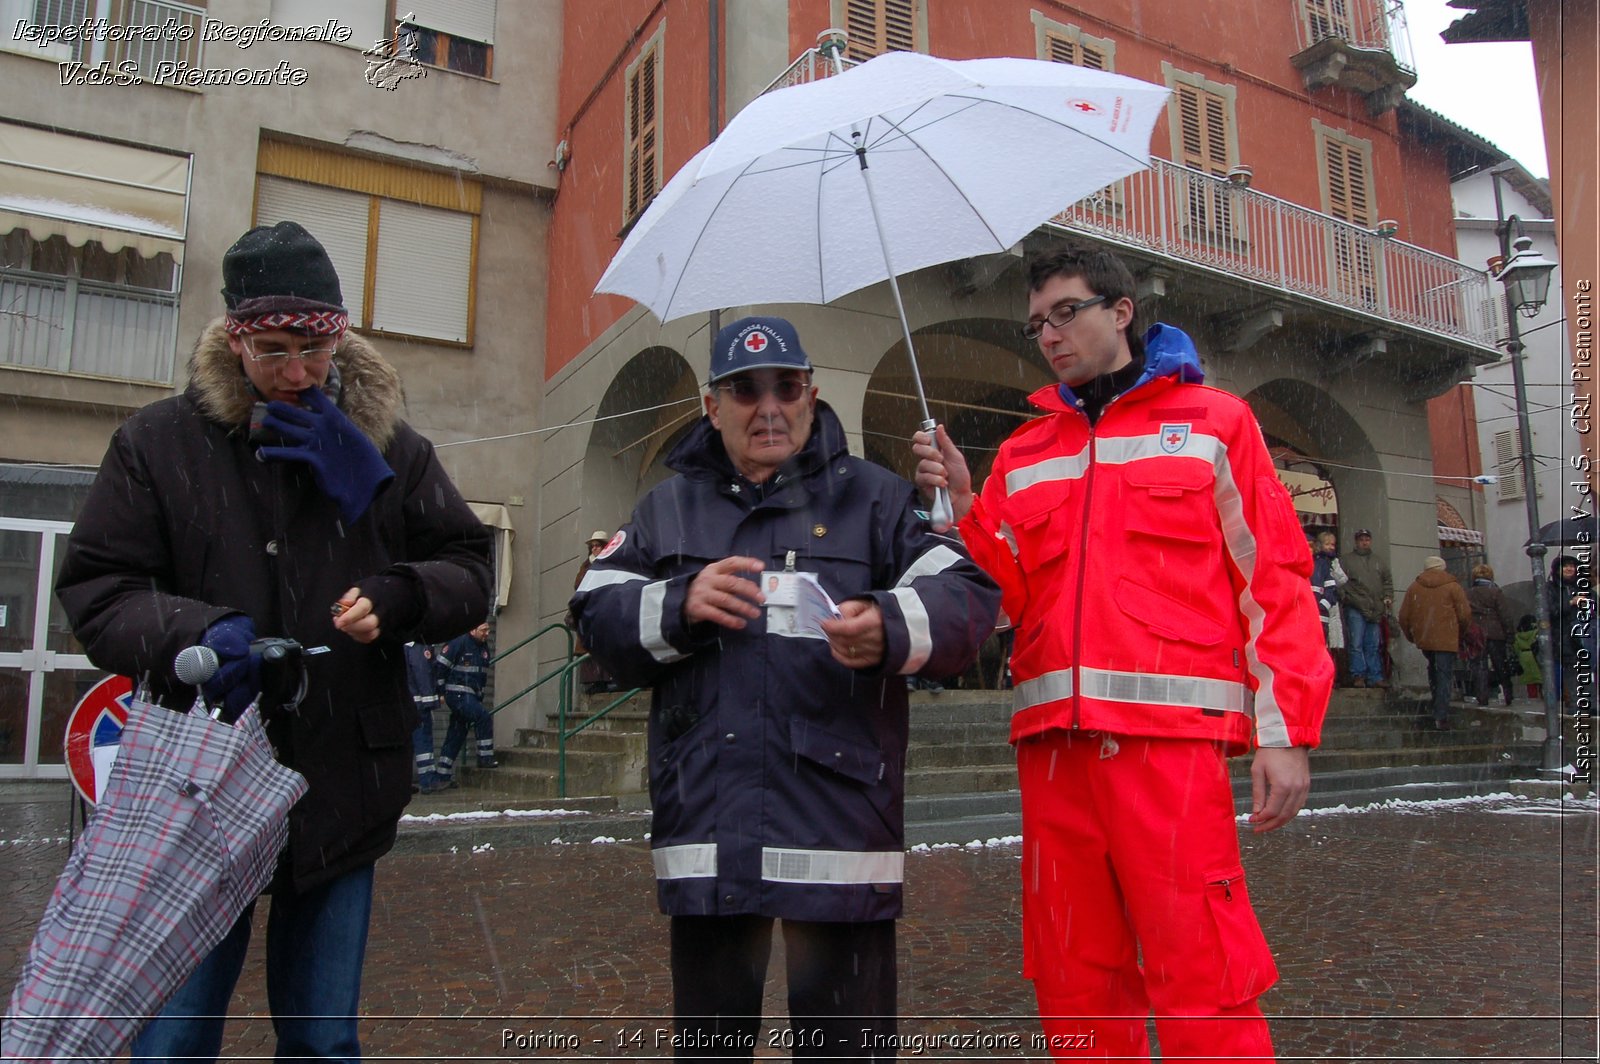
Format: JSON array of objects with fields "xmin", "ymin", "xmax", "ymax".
[
  {"xmin": 55, "ymin": 221, "xmax": 491, "ymax": 1062},
  {"xmin": 570, "ymin": 316, "xmax": 999, "ymax": 1060}
]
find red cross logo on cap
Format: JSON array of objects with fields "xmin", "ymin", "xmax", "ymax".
[
  {"xmin": 742, "ymin": 331, "xmax": 768, "ymax": 353},
  {"xmin": 1068, "ymin": 99, "xmax": 1101, "ymax": 114}
]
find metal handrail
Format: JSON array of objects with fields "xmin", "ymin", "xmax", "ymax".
[
  {"xmin": 484, "ymin": 622, "xmax": 640, "ymax": 797},
  {"xmin": 553, "ymin": 655, "xmax": 641, "ymax": 798},
  {"xmin": 484, "ymin": 622, "xmax": 574, "ymax": 717}
]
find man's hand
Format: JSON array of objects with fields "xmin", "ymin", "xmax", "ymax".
[
  {"xmin": 684, "ymin": 557, "xmax": 766, "ymax": 630},
  {"xmin": 1249, "ymin": 746, "xmax": 1310, "ymax": 833},
  {"xmin": 820, "ymin": 599, "xmax": 886, "ymax": 669},
  {"xmin": 910, "ymin": 425, "xmax": 975, "ymax": 525},
  {"xmin": 331, "ymin": 587, "xmax": 382, "ymax": 644}
]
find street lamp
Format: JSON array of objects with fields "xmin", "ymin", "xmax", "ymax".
[{"xmin": 1490, "ymin": 166, "xmax": 1563, "ymax": 776}]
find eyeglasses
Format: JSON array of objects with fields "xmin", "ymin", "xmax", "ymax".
[
  {"xmin": 714, "ymin": 376, "xmax": 810, "ymax": 405},
  {"xmin": 1020, "ymin": 295, "xmax": 1108, "ymax": 339},
  {"xmin": 244, "ymin": 335, "xmax": 339, "ymax": 368}
]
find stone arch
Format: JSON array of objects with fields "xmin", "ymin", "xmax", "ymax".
[
  {"xmin": 1243, "ymin": 378, "xmax": 1382, "ymax": 549},
  {"xmin": 584, "ymin": 346, "xmax": 702, "ymax": 521},
  {"xmin": 858, "ymin": 316, "xmax": 1053, "ymax": 484}
]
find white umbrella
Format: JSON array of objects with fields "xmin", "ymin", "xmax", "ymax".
[{"xmin": 595, "ymin": 49, "xmax": 1170, "ymax": 526}]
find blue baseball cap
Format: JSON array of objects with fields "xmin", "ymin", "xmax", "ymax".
[{"xmin": 708, "ymin": 316, "xmax": 811, "ymax": 385}]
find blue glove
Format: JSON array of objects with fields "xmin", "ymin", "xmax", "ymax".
[
  {"xmin": 201, "ymin": 615, "xmax": 261, "ymax": 721},
  {"xmin": 257, "ymin": 385, "xmax": 395, "ymax": 524}
]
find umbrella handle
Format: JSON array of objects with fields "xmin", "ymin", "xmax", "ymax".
[{"xmin": 921, "ymin": 418, "xmax": 955, "ymax": 533}]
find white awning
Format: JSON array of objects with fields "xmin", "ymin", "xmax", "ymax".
[
  {"xmin": 1438, "ymin": 525, "xmax": 1485, "ymax": 546},
  {"xmin": 467, "ymin": 501, "xmax": 515, "ymax": 608},
  {"xmin": 0, "ymin": 122, "xmax": 190, "ymax": 262}
]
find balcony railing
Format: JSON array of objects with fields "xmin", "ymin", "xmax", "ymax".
[
  {"xmin": 761, "ymin": 46, "xmax": 859, "ymax": 94},
  {"xmin": 1052, "ymin": 159, "xmax": 1499, "ymax": 350},
  {"xmin": 1293, "ymin": 0, "xmax": 1415, "ymax": 74},
  {"xmin": 1, "ymin": 269, "xmax": 178, "ymax": 384},
  {"xmin": 755, "ymin": 40, "xmax": 1487, "ymax": 350}
]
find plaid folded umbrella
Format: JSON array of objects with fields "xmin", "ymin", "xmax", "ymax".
[{"xmin": 3, "ymin": 696, "xmax": 306, "ymax": 1062}]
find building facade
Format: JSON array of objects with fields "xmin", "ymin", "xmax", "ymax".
[
  {"xmin": 542, "ymin": 0, "xmax": 1504, "ymax": 696},
  {"xmin": 0, "ymin": 0, "xmax": 560, "ymax": 779}
]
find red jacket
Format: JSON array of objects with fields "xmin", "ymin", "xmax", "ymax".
[{"xmin": 960, "ymin": 362, "xmax": 1330, "ymax": 755}]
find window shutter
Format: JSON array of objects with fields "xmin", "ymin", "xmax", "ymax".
[
  {"xmin": 640, "ymin": 50, "xmax": 658, "ymax": 204},
  {"xmin": 254, "ymin": 176, "xmax": 370, "ymax": 326},
  {"xmin": 406, "ymin": 0, "xmax": 495, "ymax": 44},
  {"xmin": 1044, "ymin": 32, "xmax": 1106, "ymax": 70},
  {"xmin": 846, "ymin": 0, "xmax": 915, "ymax": 59},
  {"xmin": 883, "ymin": 0, "xmax": 915, "ymax": 51},
  {"xmin": 1177, "ymin": 85, "xmax": 1206, "ymax": 171},
  {"xmin": 1324, "ymin": 139, "xmax": 1371, "ymax": 226},
  {"xmin": 1494, "ymin": 429, "xmax": 1526, "ymax": 501},
  {"xmin": 371, "ymin": 199, "xmax": 472, "ymax": 343}
]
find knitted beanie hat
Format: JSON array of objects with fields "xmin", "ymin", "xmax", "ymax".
[{"xmin": 221, "ymin": 221, "xmax": 348, "ymax": 335}]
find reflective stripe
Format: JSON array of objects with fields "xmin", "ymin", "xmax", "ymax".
[
  {"xmin": 1212, "ymin": 448, "xmax": 1291, "ymax": 745},
  {"xmin": 1081, "ymin": 666, "xmax": 1250, "ymax": 713},
  {"xmin": 1094, "ymin": 430, "xmax": 1223, "ymax": 466},
  {"xmin": 1014, "ymin": 668, "xmax": 1074, "ymax": 713},
  {"xmin": 893, "ymin": 544, "xmax": 962, "ymax": 587},
  {"xmin": 653, "ymin": 843, "xmax": 718, "ymax": 879},
  {"xmin": 576, "ymin": 567, "xmax": 648, "ymax": 594},
  {"xmin": 1005, "ymin": 449, "xmax": 1089, "ymax": 494},
  {"xmin": 761, "ymin": 847, "xmax": 904, "ymax": 885},
  {"xmin": 640, "ymin": 579, "xmax": 688, "ymax": 664},
  {"xmin": 1012, "ymin": 666, "xmax": 1250, "ymax": 716},
  {"xmin": 888, "ymin": 587, "xmax": 933, "ymax": 673}
]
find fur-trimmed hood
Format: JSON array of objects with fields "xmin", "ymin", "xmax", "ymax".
[{"xmin": 185, "ymin": 318, "xmax": 404, "ymax": 450}]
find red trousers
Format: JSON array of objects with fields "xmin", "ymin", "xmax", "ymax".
[{"xmin": 1018, "ymin": 731, "xmax": 1278, "ymax": 1063}]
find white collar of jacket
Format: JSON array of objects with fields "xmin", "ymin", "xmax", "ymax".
[{"xmin": 185, "ymin": 317, "xmax": 403, "ymax": 451}]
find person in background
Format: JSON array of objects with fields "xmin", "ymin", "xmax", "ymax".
[
  {"xmin": 571, "ymin": 530, "xmax": 619, "ymax": 694},
  {"xmin": 911, "ymin": 247, "xmax": 1330, "ymax": 1062},
  {"xmin": 571, "ymin": 315, "xmax": 999, "ymax": 1060},
  {"xmin": 1312, "ymin": 531, "xmax": 1344, "ymax": 656},
  {"xmin": 1340, "ymin": 529, "xmax": 1393, "ymax": 688},
  {"xmin": 55, "ymin": 220, "xmax": 491, "ymax": 1062},
  {"xmin": 435, "ymin": 619, "xmax": 497, "ymax": 783},
  {"xmin": 1465, "ymin": 564, "xmax": 1517, "ymax": 707},
  {"xmin": 1547, "ymin": 554, "xmax": 1590, "ymax": 706},
  {"xmin": 1513, "ymin": 614, "xmax": 1544, "ymax": 701},
  {"xmin": 405, "ymin": 641, "xmax": 446, "ymax": 793},
  {"xmin": 1398, "ymin": 557, "xmax": 1472, "ymax": 730}
]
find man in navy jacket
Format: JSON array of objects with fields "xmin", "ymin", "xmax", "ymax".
[{"xmin": 570, "ymin": 316, "xmax": 999, "ymax": 1059}]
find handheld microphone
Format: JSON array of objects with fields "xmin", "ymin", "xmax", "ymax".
[{"xmin": 173, "ymin": 644, "xmax": 221, "ymax": 685}]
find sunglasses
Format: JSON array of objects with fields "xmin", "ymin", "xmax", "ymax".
[{"xmin": 714, "ymin": 377, "xmax": 810, "ymax": 405}]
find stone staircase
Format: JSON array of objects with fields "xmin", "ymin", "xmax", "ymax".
[{"xmin": 422, "ymin": 684, "xmax": 1551, "ymax": 834}]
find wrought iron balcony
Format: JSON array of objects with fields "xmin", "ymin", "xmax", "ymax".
[
  {"xmin": 1051, "ymin": 158, "xmax": 1499, "ymax": 352},
  {"xmin": 1, "ymin": 269, "xmax": 179, "ymax": 385},
  {"xmin": 755, "ymin": 37, "xmax": 1491, "ymax": 352},
  {"xmin": 1290, "ymin": 0, "xmax": 1417, "ymax": 114}
]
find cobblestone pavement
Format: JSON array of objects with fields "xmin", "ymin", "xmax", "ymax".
[{"xmin": 2, "ymin": 786, "xmax": 1596, "ymax": 1062}]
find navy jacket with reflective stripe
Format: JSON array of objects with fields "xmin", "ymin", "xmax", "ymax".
[{"xmin": 569, "ymin": 403, "xmax": 1000, "ymax": 921}]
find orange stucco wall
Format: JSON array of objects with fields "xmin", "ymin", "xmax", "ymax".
[
  {"xmin": 1531, "ymin": 0, "xmax": 1597, "ymax": 495},
  {"xmin": 547, "ymin": 0, "xmax": 715, "ymax": 380},
  {"xmin": 547, "ymin": 0, "xmax": 1464, "ymax": 379}
]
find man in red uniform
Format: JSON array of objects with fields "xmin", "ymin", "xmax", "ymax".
[{"xmin": 912, "ymin": 248, "xmax": 1331, "ymax": 1062}]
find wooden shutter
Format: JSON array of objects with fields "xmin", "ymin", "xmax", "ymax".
[
  {"xmin": 846, "ymin": 0, "xmax": 916, "ymax": 60},
  {"xmin": 626, "ymin": 45, "xmax": 659, "ymax": 220},
  {"xmin": 1175, "ymin": 83, "xmax": 1233, "ymax": 236},
  {"xmin": 1494, "ymin": 429, "xmax": 1525, "ymax": 501},
  {"xmin": 1323, "ymin": 137, "xmax": 1372, "ymax": 226},
  {"xmin": 1044, "ymin": 31, "xmax": 1106, "ymax": 70},
  {"xmin": 1303, "ymin": 0, "xmax": 1353, "ymax": 42}
]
